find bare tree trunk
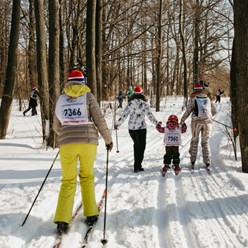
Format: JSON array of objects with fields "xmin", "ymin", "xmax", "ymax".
[
  {"xmin": 34, "ymin": 0, "xmax": 49, "ymax": 144},
  {"xmin": 59, "ymin": 0, "xmax": 65, "ymax": 89},
  {"xmin": 193, "ymin": 0, "xmax": 200, "ymax": 85},
  {"xmin": 86, "ymin": 0, "xmax": 97, "ymax": 95},
  {"xmin": 0, "ymin": 0, "xmax": 21, "ymax": 139},
  {"xmin": 233, "ymin": 1, "xmax": 248, "ymax": 173},
  {"xmin": 28, "ymin": 0, "xmax": 37, "ymax": 86},
  {"xmin": 47, "ymin": 0, "xmax": 60, "ymax": 148},
  {"xmin": 156, "ymin": 0, "xmax": 162, "ymax": 112},
  {"xmin": 179, "ymin": 0, "xmax": 188, "ymax": 107},
  {"xmin": 96, "ymin": 0, "xmax": 102, "ymax": 103},
  {"xmin": 0, "ymin": 2, "xmax": 10, "ymax": 94}
]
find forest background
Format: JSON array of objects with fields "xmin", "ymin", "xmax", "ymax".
[{"xmin": 0, "ymin": 0, "xmax": 247, "ymax": 172}]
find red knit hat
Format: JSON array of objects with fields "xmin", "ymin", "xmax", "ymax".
[
  {"xmin": 168, "ymin": 115, "xmax": 178, "ymax": 123},
  {"xmin": 67, "ymin": 70, "xmax": 85, "ymax": 84},
  {"xmin": 134, "ymin": 86, "xmax": 143, "ymax": 94},
  {"xmin": 193, "ymin": 82, "xmax": 203, "ymax": 91}
]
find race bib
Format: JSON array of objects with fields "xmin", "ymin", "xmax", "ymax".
[
  {"xmin": 55, "ymin": 94, "xmax": 91, "ymax": 125},
  {"xmin": 164, "ymin": 128, "xmax": 181, "ymax": 146},
  {"xmin": 195, "ymin": 97, "xmax": 211, "ymax": 118}
]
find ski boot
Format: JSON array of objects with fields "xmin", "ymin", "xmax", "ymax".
[
  {"xmin": 191, "ymin": 161, "xmax": 195, "ymax": 173},
  {"xmin": 205, "ymin": 163, "xmax": 211, "ymax": 174},
  {"xmin": 56, "ymin": 222, "xmax": 69, "ymax": 235},
  {"xmin": 161, "ymin": 165, "xmax": 170, "ymax": 177},
  {"xmin": 85, "ymin": 215, "xmax": 98, "ymax": 226},
  {"xmin": 174, "ymin": 164, "xmax": 181, "ymax": 175}
]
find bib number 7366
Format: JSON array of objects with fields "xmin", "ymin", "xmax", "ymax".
[{"xmin": 63, "ymin": 108, "xmax": 82, "ymax": 117}]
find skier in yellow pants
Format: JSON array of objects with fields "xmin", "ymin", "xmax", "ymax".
[
  {"xmin": 54, "ymin": 143, "xmax": 98, "ymax": 224},
  {"xmin": 53, "ymin": 69, "xmax": 113, "ymax": 234}
]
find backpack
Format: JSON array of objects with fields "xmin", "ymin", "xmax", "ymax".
[{"xmin": 194, "ymin": 97, "xmax": 211, "ymax": 118}]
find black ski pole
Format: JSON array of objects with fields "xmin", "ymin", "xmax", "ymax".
[
  {"xmin": 113, "ymin": 99, "xmax": 119, "ymax": 153},
  {"xmin": 101, "ymin": 149, "xmax": 109, "ymax": 245},
  {"xmin": 21, "ymin": 150, "xmax": 60, "ymax": 226},
  {"xmin": 115, "ymin": 128, "xmax": 119, "ymax": 153}
]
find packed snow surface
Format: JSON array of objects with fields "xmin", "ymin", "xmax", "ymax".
[{"xmin": 1, "ymin": 97, "xmax": 248, "ymax": 248}]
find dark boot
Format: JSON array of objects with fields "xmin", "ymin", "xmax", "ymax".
[
  {"xmin": 191, "ymin": 161, "xmax": 195, "ymax": 170},
  {"xmin": 56, "ymin": 222, "xmax": 69, "ymax": 234},
  {"xmin": 85, "ymin": 215, "xmax": 98, "ymax": 226}
]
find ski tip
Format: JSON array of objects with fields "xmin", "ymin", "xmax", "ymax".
[{"xmin": 160, "ymin": 170, "xmax": 166, "ymax": 177}]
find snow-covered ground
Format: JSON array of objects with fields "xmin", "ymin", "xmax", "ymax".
[{"xmin": 1, "ymin": 96, "xmax": 248, "ymax": 248}]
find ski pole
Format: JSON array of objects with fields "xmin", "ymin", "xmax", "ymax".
[
  {"xmin": 101, "ymin": 149, "xmax": 109, "ymax": 245},
  {"xmin": 21, "ymin": 150, "xmax": 60, "ymax": 226},
  {"xmin": 115, "ymin": 128, "xmax": 119, "ymax": 153},
  {"xmin": 212, "ymin": 119, "xmax": 232, "ymax": 129}
]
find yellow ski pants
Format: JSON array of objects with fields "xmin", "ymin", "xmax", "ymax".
[{"xmin": 54, "ymin": 143, "xmax": 98, "ymax": 224}]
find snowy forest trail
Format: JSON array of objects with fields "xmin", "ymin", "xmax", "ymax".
[
  {"xmin": 152, "ymin": 100, "xmax": 248, "ymax": 248},
  {"xmin": 1, "ymin": 97, "xmax": 248, "ymax": 248}
]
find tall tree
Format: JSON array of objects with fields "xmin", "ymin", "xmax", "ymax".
[
  {"xmin": 156, "ymin": 0, "xmax": 163, "ymax": 111},
  {"xmin": 96, "ymin": 0, "xmax": 103, "ymax": 103},
  {"xmin": 47, "ymin": 0, "xmax": 60, "ymax": 147},
  {"xmin": 34, "ymin": 0, "xmax": 49, "ymax": 143},
  {"xmin": 192, "ymin": 0, "xmax": 200, "ymax": 85},
  {"xmin": 28, "ymin": 0, "xmax": 36, "ymax": 86},
  {"xmin": 86, "ymin": 0, "xmax": 97, "ymax": 95},
  {"xmin": 179, "ymin": 0, "xmax": 188, "ymax": 106},
  {"xmin": 0, "ymin": 0, "xmax": 21, "ymax": 139},
  {"xmin": 233, "ymin": 1, "xmax": 248, "ymax": 173},
  {"xmin": 0, "ymin": 1, "xmax": 10, "ymax": 91}
]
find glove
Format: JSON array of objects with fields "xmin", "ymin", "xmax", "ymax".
[
  {"xmin": 106, "ymin": 142, "xmax": 113, "ymax": 151},
  {"xmin": 156, "ymin": 121, "xmax": 162, "ymax": 127},
  {"xmin": 181, "ymin": 123, "xmax": 187, "ymax": 133},
  {"xmin": 156, "ymin": 122, "xmax": 164, "ymax": 133}
]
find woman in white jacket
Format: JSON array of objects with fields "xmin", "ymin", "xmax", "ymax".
[{"xmin": 115, "ymin": 86, "xmax": 159, "ymax": 173}]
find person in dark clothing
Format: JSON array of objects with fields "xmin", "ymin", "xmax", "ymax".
[
  {"xmin": 114, "ymin": 86, "xmax": 159, "ymax": 173},
  {"xmin": 23, "ymin": 87, "xmax": 39, "ymax": 116},
  {"xmin": 215, "ymin": 89, "xmax": 224, "ymax": 103},
  {"xmin": 116, "ymin": 90, "xmax": 124, "ymax": 108}
]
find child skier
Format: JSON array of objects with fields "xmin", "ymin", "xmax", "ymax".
[{"xmin": 156, "ymin": 115, "xmax": 187, "ymax": 176}]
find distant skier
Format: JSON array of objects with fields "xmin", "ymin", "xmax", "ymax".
[
  {"xmin": 215, "ymin": 89, "xmax": 224, "ymax": 103},
  {"xmin": 23, "ymin": 86, "xmax": 39, "ymax": 116},
  {"xmin": 116, "ymin": 90, "xmax": 124, "ymax": 108},
  {"xmin": 180, "ymin": 82, "xmax": 217, "ymax": 170},
  {"xmin": 156, "ymin": 115, "xmax": 187, "ymax": 175}
]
